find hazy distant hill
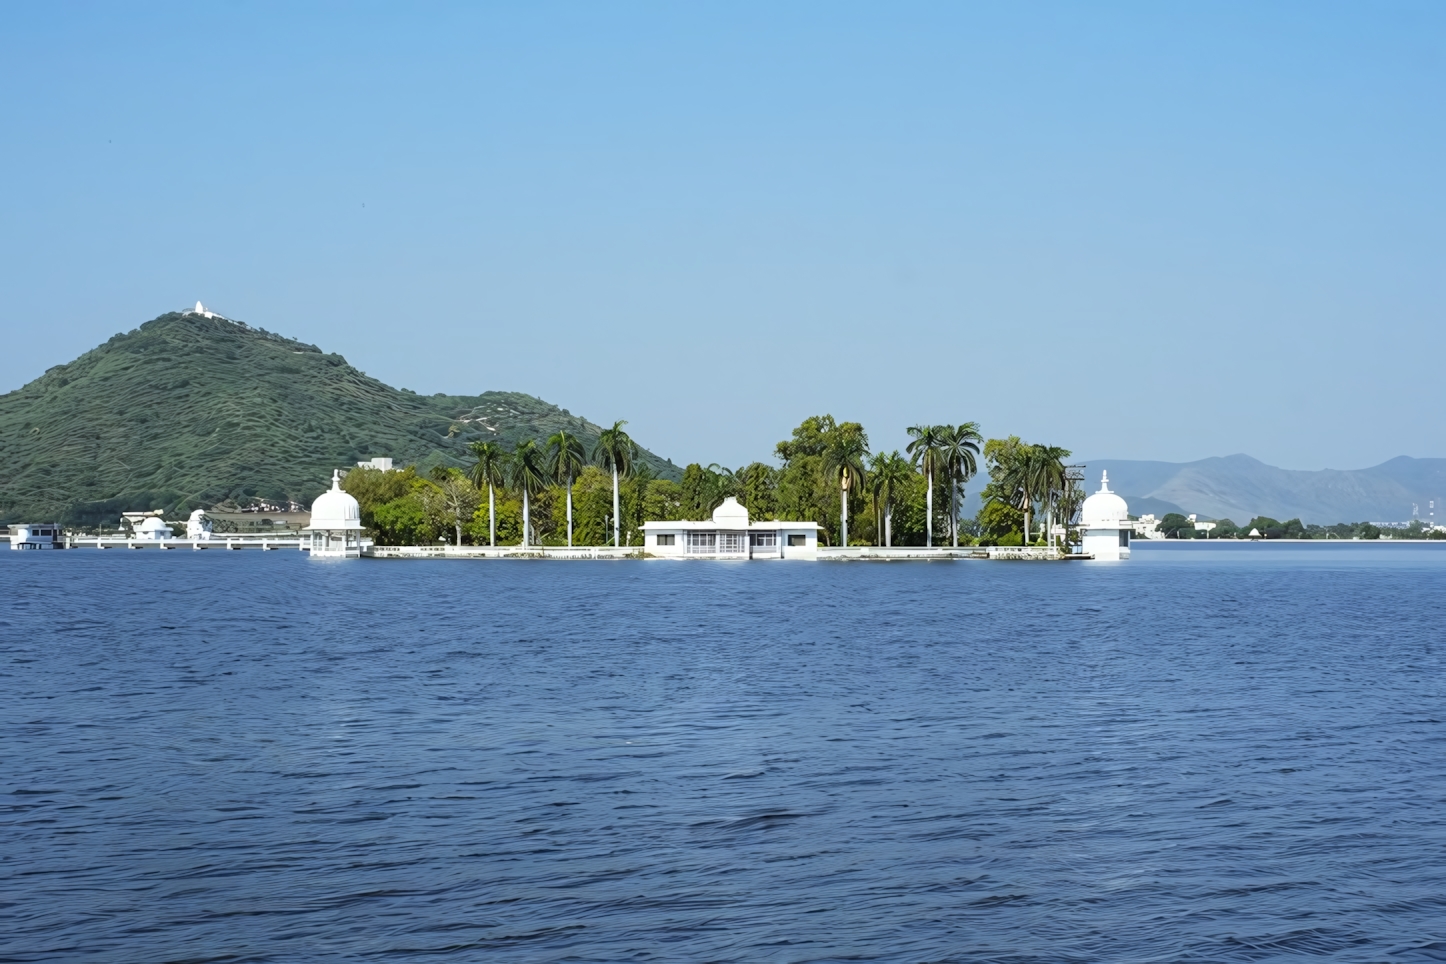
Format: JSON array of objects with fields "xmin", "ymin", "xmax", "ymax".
[
  {"xmin": 1083, "ymin": 454, "xmax": 1446, "ymax": 524},
  {"xmin": 0, "ymin": 311, "xmax": 677, "ymax": 524}
]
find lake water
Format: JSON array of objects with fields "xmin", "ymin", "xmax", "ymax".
[{"xmin": 4, "ymin": 544, "xmax": 1446, "ymax": 962}]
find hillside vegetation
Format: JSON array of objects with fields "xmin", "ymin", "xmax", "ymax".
[{"xmin": 0, "ymin": 311, "xmax": 677, "ymax": 524}]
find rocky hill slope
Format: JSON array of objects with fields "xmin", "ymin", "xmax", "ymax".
[
  {"xmin": 0, "ymin": 311, "xmax": 677, "ymax": 524},
  {"xmin": 1084, "ymin": 454, "xmax": 1446, "ymax": 524}
]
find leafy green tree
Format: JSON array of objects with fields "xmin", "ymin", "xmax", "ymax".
[
  {"xmin": 977, "ymin": 496, "xmax": 1024, "ymax": 545},
  {"xmin": 547, "ymin": 430, "xmax": 588, "ymax": 546},
  {"xmin": 1246, "ymin": 516, "xmax": 1284, "ymax": 538},
  {"xmin": 681, "ymin": 463, "xmax": 729, "ymax": 519},
  {"xmin": 509, "ymin": 439, "xmax": 548, "ymax": 546},
  {"xmin": 906, "ymin": 424, "xmax": 947, "ymax": 547},
  {"xmin": 593, "ymin": 420, "xmax": 638, "ymax": 547},
  {"xmin": 642, "ymin": 478, "xmax": 685, "ymax": 523},
  {"xmin": 987, "ymin": 437, "xmax": 1059, "ymax": 543},
  {"xmin": 939, "ymin": 422, "xmax": 983, "ymax": 547},
  {"xmin": 1159, "ymin": 513, "xmax": 1194, "ymax": 538},
  {"xmin": 774, "ymin": 415, "xmax": 833, "ymax": 537},
  {"xmin": 343, "ymin": 465, "xmax": 419, "ymax": 534},
  {"xmin": 981, "ymin": 437, "xmax": 1030, "ymax": 544},
  {"xmin": 823, "ymin": 424, "xmax": 869, "ymax": 547},
  {"xmin": 773, "ymin": 415, "xmax": 870, "ymax": 545},
  {"xmin": 737, "ymin": 462, "xmax": 778, "ymax": 520},
  {"xmin": 372, "ymin": 495, "xmax": 433, "ymax": 545},
  {"xmin": 433, "ymin": 468, "xmax": 480, "ymax": 546},
  {"xmin": 563, "ymin": 465, "xmax": 613, "ymax": 546},
  {"xmin": 468, "ymin": 441, "xmax": 509, "ymax": 547}
]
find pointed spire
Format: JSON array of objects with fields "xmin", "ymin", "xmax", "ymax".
[
  {"xmin": 1100, "ymin": 470, "xmax": 1111, "ymax": 493},
  {"xmin": 332, "ymin": 468, "xmax": 341, "ymax": 489}
]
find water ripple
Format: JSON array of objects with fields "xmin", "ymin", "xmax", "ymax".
[{"xmin": 3, "ymin": 544, "xmax": 1446, "ymax": 961}]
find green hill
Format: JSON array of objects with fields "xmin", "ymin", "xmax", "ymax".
[{"xmin": 0, "ymin": 311, "xmax": 678, "ymax": 525}]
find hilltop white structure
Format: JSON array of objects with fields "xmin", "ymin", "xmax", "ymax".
[
  {"xmin": 642, "ymin": 497, "xmax": 819, "ymax": 559},
  {"xmin": 186, "ymin": 301, "xmax": 221, "ymax": 319},
  {"xmin": 356, "ymin": 457, "xmax": 395, "ymax": 471},
  {"xmin": 1080, "ymin": 471, "xmax": 1131, "ymax": 561},
  {"xmin": 306, "ymin": 470, "xmax": 364, "ymax": 558}
]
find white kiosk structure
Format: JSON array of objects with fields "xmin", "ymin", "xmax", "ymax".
[
  {"xmin": 306, "ymin": 470, "xmax": 364, "ymax": 558},
  {"xmin": 642, "ymin": 497, "xmax": 819, "ymax": 559},
  {"xmin": 1080, "ymin": 471, "xmax": 1132, "ymax": 561}
]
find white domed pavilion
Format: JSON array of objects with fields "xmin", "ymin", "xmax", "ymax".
[
  {"xmin": 134, "ymin": 516, "xmax": 173, "ymax": 541},
  {"xmin": 306, "ymin": 470, "xmax": 364, "ymax": 558},
  {"xmin": 1080, "ymin": 471, "xmax": 1131, "ymax": 560}
]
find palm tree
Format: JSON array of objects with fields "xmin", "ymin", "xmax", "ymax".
[
  {"xmin": 509, "ymin": 439, "xmax": 548, "ymax": 547},
  {"xmin": 547, "ymin": 430, "xmax": 588, "ymax": 547},
  {"xmin": 468, "ymin": 441, "xmax": 508, "ymax": 547},
  {"xmin": 1035, "ymin": 445, "xmax": 1070, "ymax": 547},
  {"xmin": 823, "ymin": 427, "xmax": 869, "ymax": 547},
  {"xmin": 939, "ymin": 422, "xmax": 983, "ymax": 547},
  {"xmin": 868, "ymin": 451, "xmax": 913, "ymax": 547},
  {"xmin": 1000, "ymin": 443, "xmax": 1053, "ymax": 544},
  {"xmin": 592, "ymin": 420, "xmax": 638, "ymax": 547},
  {"xmin": 906, "ymin": 424, "xmax": 947, "ymax": 547}
]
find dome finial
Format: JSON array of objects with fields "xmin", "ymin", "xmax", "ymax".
[
  {"xmin": 1100, "ymin": 470, "xmax": 1111, "ymax": 493},
  {"xmin": 332, "ymin": 468, "xmax": 341, "ymax": 489}
]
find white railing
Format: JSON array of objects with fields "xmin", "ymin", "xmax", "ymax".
[
  {"xmin": 68, "ymin": 535, "xmax": 308, "ymax": 550},
  {"xmin": 816, "ymin": 546, "xmax": 1075, "ymax": 561},
  {"xmin": 363, "ymin": 545, "xmax": 639, "ymax": 560}
]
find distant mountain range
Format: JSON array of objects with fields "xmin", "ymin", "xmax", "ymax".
[
  {"xmin": 1081, "ymin": 455, "xmax": 1446, "ymax": 525},
  {"xmin": 0, "ymin": 311, "xmax": 677, "ymax": 524}
]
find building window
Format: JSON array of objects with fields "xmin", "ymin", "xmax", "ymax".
[
  {"xmin": 750, "ymin": 531, "xmax": 777, "ymax": 547},
  {"xmin": 1119, "ymin": 530, "xmax": 1130, "ymax": 547},
  {"xmin": 719, "ymin": 532, "xmax": 745, "ymax": 553},
  {"xmin": 656, "ymin": 534, "xmax": 675, "ymax": 546},
  {"xmin": 686, "ymin": 531, "xmax": 717, "ymax": 554},
  {"xmin": 788, "ymin": 534, "xmax": 807, "ymax": 547}
]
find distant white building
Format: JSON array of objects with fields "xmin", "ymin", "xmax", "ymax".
[
  {"xmin": 1080, "ymin": 471, "xmax": 1131, "ymax": 561},
  {"xmin": 642, "ymin": 497, "xmax": 820, "ymax": 559},
  {"xmin": 356, "ymin": 457, "xmax": 395, "ymax": 472},
  {"xmin": 186, "ymin": 301, "xmax": 221, "ymax": 319},
  {"xmin": 1131, "ymin": 514, "xmax": 1163, "ymax": 540},
  {"xmin": 8, "ymin": 523, "xmax": 63, "ymax": 550},
  {"xmin": 134, "ymin": 517, "xmax": 174, "ymax": 541},
  {"xmin": 187, "ymin": 508, "xmax": 213, "ymax": 541},
  {"xmin": 306, "ymin": 470, "xmax": 364, "ymax": 558}
]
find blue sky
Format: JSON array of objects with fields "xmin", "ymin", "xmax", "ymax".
[{"xmin": 2, "ymin": 2, "xmax": 1442, "ymax": 470}]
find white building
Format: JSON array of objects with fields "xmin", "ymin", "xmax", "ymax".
[
  {"xmin": 134, "ymin": 517, "xmax": 174, "ymax": 541},
  {"xmin": 8, "ymin": 523, "xmax": 63, "ymax": 549},
  {"xmin": 306, "ymin": 470, "xmax": 364, "ymax": 558},
  {"xmin": 356, "ymin": 457, "xmax": 394, "ymax": 472},
  {"xmin": 642, "ymin": 497, "xmax": 819, "ymax": 559},
  {"xmin": 1130, "ymin": 514, "xmax": 1163, "ymax": 540},
  {"xmin": 187, "ymin": 508, "xmax": 213, "ymax": 541},
  {"xmin": 1080, "ymin": 471, "xmax": 1131, "ymax": 561}
]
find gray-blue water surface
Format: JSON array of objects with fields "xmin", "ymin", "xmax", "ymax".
[{"xmin": 3, "ymin": 544, "xmax": 1446, "ymax": 962}]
